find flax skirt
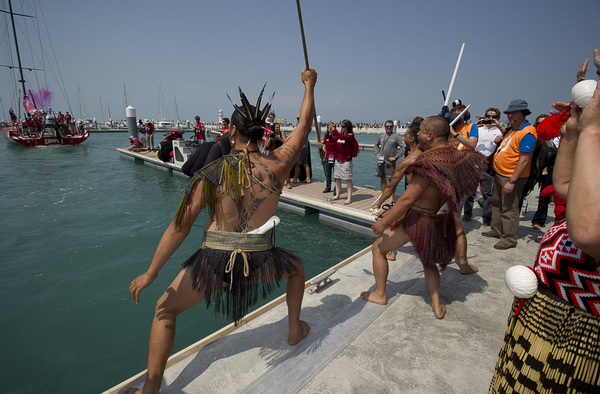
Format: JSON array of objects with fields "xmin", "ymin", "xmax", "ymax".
[{"xmin": 489, "ymin": 288, "xmax": 600, "ymax": 393}]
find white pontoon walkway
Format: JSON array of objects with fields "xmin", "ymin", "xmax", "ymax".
[
  {"xmin": 104, "ymin": 191, "xmax": 548, "ymax": 393},
  {"xmin": 117, "ymin": 146, "xmax": 396, "ymax": 237}
]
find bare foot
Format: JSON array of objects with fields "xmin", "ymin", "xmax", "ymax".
[
  {"xmin": 304, "ymin": 179, "xmax": 311, "ymax": 183},
  {"xmin": 343, "ymin": 200, "xmax": 352, "ymax": 205},
  {"xmin": 432, "ymin": 303, "xmax": 446, "ymax": 319},
  {"xmin": 292, "ymin": 178, "xmax": 299, "ymax": 183},
  {"xmin": 459, "ymin": 264, "xmax": 479, "ymax": 275},
  {"xmin": 123, "ymin": 388, "xmax": 141, "ymax": 394},
  {"xmin": 360, "ymin": 291, "xmax": 387, "ymax": 305},
  {"xmin": 386, "ymin": 251, "xmax": 396, "ymax": 261},
  {"xmin": 288, "ymin": 320, "xmax": 310, "ymax": 345},
  {"xmin": 331, "ymin": 196, "xmax": 340, "ymax": 201}
]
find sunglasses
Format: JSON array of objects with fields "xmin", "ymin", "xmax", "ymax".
[
  {"xmin": 485, "ymin": 114, "xmax": 499, "ymax": 119},
  {"xmin": 385, "ymin": 125, "xmax": 394, "ymax": 128}
]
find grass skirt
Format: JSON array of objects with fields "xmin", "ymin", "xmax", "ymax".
[
  {"xmin": 489, "ymin": 288, "xmax": 600, "ymax": 393},
  {"xmin": 391, "ymin": 209, "xmax": 456, "ymax": 269},
  {"xmin": 182, "ymin": 230, "xmax": 299, "ymax": 325}
]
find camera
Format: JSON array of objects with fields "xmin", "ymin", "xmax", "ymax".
[{"xmin": 482, "ymin": 119, "xmax": 492, "ymax": 125}]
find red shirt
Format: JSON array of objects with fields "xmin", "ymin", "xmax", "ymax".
[
  {"xmin": 333, "ymin": 129, "xmax": 355, "ymax": 161},
  {"xmin": 539, "ymin": 185, "xmax": 567, "ymax": 222},
  {"xmin": 195, "ymin": 122, "xmax": 205, "ymax": 140},
  {"xmin": 145, "ymin": 122, "xmax": 154, "ymax": 135},
  {"xmin": 323, "ymin": 133, "xmax": 337, "ymax": 157},
  {"xmin": 165, "ymin": 130, "xmax": 183, "ymax": 141},
  {"xmin": 65, "ymin": 113, "xmax": 72, "ymax": 123},
  {"xmin": 262, "ymin": 126, "xmax": 272, "ymax": 149},
  {"xmin": 57, "ymin": 113, "xmax": 64, "ymax": 124}
]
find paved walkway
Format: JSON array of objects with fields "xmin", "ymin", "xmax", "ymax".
[{"xmin": 106, "ymin": 190, "xmax": 551, "ymax": 394}]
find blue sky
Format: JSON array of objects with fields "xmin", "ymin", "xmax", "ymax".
[{"xmin": 1, "ymin": 0, "xmax": 599, "ymax": 124}]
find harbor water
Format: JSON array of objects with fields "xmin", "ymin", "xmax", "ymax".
[{"xmin": 0, "ymin": 131, "xmax": 400, "ymax": 393}]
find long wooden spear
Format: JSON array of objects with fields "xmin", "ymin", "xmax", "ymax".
[{"xmin": 296, "ymin": 0, "xmax": 326, "ymax": 173}]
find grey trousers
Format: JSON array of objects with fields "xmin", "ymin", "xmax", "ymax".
[
  {"xmin": 464, "ymin": 171, "xmax": 494, "ymax": 221},
  {"xmin": 491, "ymin": 175, "xmax": 527, "ymax": 245}
]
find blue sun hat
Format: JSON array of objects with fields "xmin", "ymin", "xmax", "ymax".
[{"xmin": 504, "ymin": 99, "xmax": 531, "ymax": 116}]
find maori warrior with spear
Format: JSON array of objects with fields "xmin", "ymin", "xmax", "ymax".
[{"xmin": 125, "ymin": 4, "xmax": 319, "ymax": 391}]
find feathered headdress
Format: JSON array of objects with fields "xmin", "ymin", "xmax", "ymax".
[{"xmin": 226, "ymin": 83, "xmax": 275, "ymax": 129}]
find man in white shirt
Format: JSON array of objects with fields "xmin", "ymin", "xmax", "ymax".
[{"xmin": 463, "ymin": 107, "xmax": 504, "ymax": 225}]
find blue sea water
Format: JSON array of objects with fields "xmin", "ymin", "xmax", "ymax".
[{"xmin": 0, "ymin": 132, "xmax": 397, "ymax": 393}]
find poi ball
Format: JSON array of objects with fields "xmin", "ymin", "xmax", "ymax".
[
  {"xmin": 571, "ymin": 80, "xmax": 598, "ymax": 108},
  {"xmin": 505, "ymin": 265, "xmax": 538, "ymax": 299}
]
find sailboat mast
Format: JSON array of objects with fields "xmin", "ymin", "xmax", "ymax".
[
  {"xmin": 8, "ymin": 0, "xmax": 27, "ymax": 101},
  {"xmin": 157, "ymin": 80, "xmax": 162, "ymax": 121},
  {"xmin": 78, "ymin": 82, "xmax": 84, "ymax": 119}
]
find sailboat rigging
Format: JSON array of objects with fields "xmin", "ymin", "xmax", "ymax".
[{"xmin": 1, "ymin": 0, "xmax": 89, "ymax": 146}]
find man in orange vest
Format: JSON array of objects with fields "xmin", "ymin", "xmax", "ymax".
[{"xmin": 483, "ymin": 99, "xmax": 537, "ymax": 249}]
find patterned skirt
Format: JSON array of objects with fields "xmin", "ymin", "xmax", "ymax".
[{"xmin": 489, "ymin": 288, "xmax": 600, "ymax": 393}]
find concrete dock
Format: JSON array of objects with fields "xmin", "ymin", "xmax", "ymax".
[{"xmin": 104, "ymin": 189, "xmax": 549, "ymax": 393}]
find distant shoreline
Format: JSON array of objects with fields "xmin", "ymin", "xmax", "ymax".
[{"xmin": 88, "ymin": 127, "xmax": 408, "ymax": 135}]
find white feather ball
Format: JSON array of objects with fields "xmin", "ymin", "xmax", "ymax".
[
  {"xmin": 571, "ymin": 80, "xmax": 598, "ymax": 108},
  {"xmin": 505, "ymin": 265, "xmax": 538, "ymax": 299}
]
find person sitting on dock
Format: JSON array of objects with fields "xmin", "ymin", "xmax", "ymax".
[
  {"xmin": 126, "ymin": 67, "xmax": 317, "ymax": 394},
  {"xmin": 361, "ymin": 116, "xmax": 486, "ymax": 318}
]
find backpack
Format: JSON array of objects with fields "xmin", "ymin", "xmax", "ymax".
[
  {"xmin": 530, "ymin": 140, "xmax": 558, "ymax": 184},
  {"xmin": 351, "ymin": 136, "xmax": 359, "ymax": 157}
]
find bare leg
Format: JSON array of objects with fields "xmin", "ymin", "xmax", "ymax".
[
  {"xmin": 303, "ymin": 164, "xmax": 311, "ymax": 183},
  {"xmin": 380, "ymin": 177, "xmax": 387, "ymax": 194},
  {"xmin": 453, "ymin": 213, "xmax": 478, "ymax": 274},
  {"xmin": 125, "ymin": 268, "xmax": 208, "ymax": 394},
  {"xmin": 332, "ymin": 179, "xmax": 342, "ymax": 200},
  {"xmin": 361, "ymin": 226, "xmax": 410, "ymax": 304},
  {"xmin": 423, "ymin": 264, "xmax": 445, "ymax": 319},
  {"xmin": 292, "ymin": 164, "xmax": 300, "ymax": 182},
  {"xmin": 284, "ymin": 258, "xmax": 310, "ymax": 345},
  {"xmin": 345, "ymin": 179, "xmax": 354, "ymax": 204}
]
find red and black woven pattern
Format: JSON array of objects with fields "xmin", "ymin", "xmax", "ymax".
[{"xmin": 534, "ymin": 220, "xmax": 600, "ymax": 317}]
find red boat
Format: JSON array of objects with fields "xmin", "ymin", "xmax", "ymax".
[
  {"xmin": 2, "ymin": 124, "xmax": 90, "ymax": 147},
  {"xmin": 2, "ymin": 0, "xmax": 90, "ymax": 147}
]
